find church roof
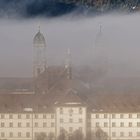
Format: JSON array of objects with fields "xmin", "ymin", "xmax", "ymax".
[{"xmin": 33, "ymin": 31, "xmax": 46, "ymax": 45}]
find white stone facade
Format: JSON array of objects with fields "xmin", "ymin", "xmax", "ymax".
[{"xmin": 0, "ymin": 109, "xmax": 140, "ymax": 140}]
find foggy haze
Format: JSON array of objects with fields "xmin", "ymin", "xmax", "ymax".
[{"xmin": 0, "ymin": 13, "xmax": 140, "ymax": 78}]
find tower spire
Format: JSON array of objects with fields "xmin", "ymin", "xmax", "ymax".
[{"xmin": 65, "ymin": 48, "xmax": 72, "ymax": 80}]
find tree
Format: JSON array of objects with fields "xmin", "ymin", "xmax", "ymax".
[
  {"xmin": 95, "ymin": 127, "xmax": 108, "ymax": 140},
  {"xmin": 35, "ymin": 132, "xmax": 47, "ymax": 140}
]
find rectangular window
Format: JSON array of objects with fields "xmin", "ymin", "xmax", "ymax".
[
  {"xmin": 34, "ymin": 122, "xmax": 38, "ymax": 127},
  {"xmin": 26, "ymin": 123, "xmax": 30, "ymax": 127},
  {"xmin": 9, "ymin": 122, "xmax": 13, "ymax": 127},
  {"xmin": 9, "ymin": 114, "xmax": 13, "ymax": 119},
  {"xmin": 79, "ymin": 108, "xmax": 82, "ymax": 114},
  {"xmin": 120, "ymin": 122, "xmax": 124, "ymax": 127},
  {"xmin": 18, "ymin": 122, "xmax": 22, "ymax": 127},
  {"xmin": 1, "ymin": 132, "xmax": 5, "ymax": 137},
  {"xmin": 112, "ymin": 114, "xmax": 115, "ymax": 119},
  {"xmin": 104, "ymin": 122, "xmax": 108, "ymax": 127},
  {"xmin": 137, "ymin": 132, "xmax": 140, "ymax": 137},
  {"xmin": 129, "ymin": 114, "xmax": 132, "ymax": 118},
  {"xmin": 96, "ymin": 122, "xmax": 99, "ymax": 127},
  {"xmin": 18, "ymin": 114, "xmax": 21, "ymax": 119},
  {"xmin": 51, "ymin": 122, "xmax": 54, "ymax": 127},
  {"xmin": 137, "ymin": 114, "xmax": 140, "ymax": 118},
  {"xmin": 9, "ymin": 132, "xmax": 13, "ymax": 137},
  {"xmin": 95, "ymin": 114, "xmax": 99, "ymax": 118},
  {"xmin": 26, "ymin": 132, "xmax": 30, "ymax": 138},
  {"xmin": 79, "ymin": 127, "xmax": 82, "ymax": 131},
  {"xmin": 1, "ymin": 114, "xmax": 4, "ymax": 119},
  {"xmin": 129, "ymin": 132, "xmax": 132, "ymax": 137},
  {"xmin": 1, "ymin": 122, "xmax": 5, "ymax": 127},
  {"xmin": 60, "ymin": 108, "xmax": 63, "ymax": 114},
  {"xmin": 104, "ymin": 114, "xmax": 107, "ymax": 118},
  {"xmin": 120, "ymin": 114, "xmax": 124, "ymax": 118},
  {"xmin": 137, "ymin": 122, "xmax": 140, "ymax": 127},
  {"xmin": 112, "ymin": 132, "xmax": 116, "ymax": 137},
  {"xmin": 120, "ymin": 132, "xmax": 124, "ymax": 137},
  {"xmin": 60, "ymin": 119, "xmax": 63, "ymax": 123},
  {"xmin": 51, "ymin": 114, "xmax": 54, "ymax": 119},
  {"xmin": 129, "ymin": 122, "xmax": 132, "ymax": 127},
  {"xmin": 112, "ymin": 122, "xmax": 116, "ymax": 127},
  {"xmin": 69, "ymin": 127, "xmax": 73, "ymax": 133},
  {"xmin": 43, "ymin": 114, "xmax": 46, "ymax": 119},
  {"xmin": 79, "ymin": 118, "xmax": 82, "ymax": 123},
  {"xmin": 35, "ymin": 114, "xmax": 38, "ymax": 119},
  {"xmin": 43, "ymin": 122, "xmax": 47, "ymax": 127},
  {"xmin": 70, "ymin": 118, "xmax": 73, "ymax": 123},
  {"xmin": 18, "ymin": 132, "xmax": 21, "ymax": 137},
  {"xmin": 26, "ymin": 114, "xmax": 30, "ymax": 119}
]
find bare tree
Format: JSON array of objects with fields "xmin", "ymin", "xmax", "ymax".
[{"xmin": 35, "ymin": 132, "xmax": 47, "ymax": 140}]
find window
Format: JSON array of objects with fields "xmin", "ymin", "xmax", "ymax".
[
  {"xmin": 112, "ymin": 114, "xmax": 115, "ymax": 119},
  {"xmin": 129, "ymin": 122, "xmax": 132, "ymax": 127},
  {"xmin": 9, "ymin": 114, "xmax": 13, "ymax": 119},
  {"xmin": 129, "ymin": 132, "xmax": 132, "ymax": 137},
  {"xmin": 79, "ymin": 127, "xmax": 82, "ymax": 131},
  {"xmin": 104, "ymin": 122, "xmax": 108, "ymax": 127},
  {"xmin": 129, "ymin": 114, "xmax": 132, "ymax": 118},
  {"xmin": 60, "ymin": 108, "xmax": 63, "ymax": 114},
  {"xmin": 137, "ymin": 122, "xmax": 140, "ymax": 127},
  {"xmin": 60, "ymin": 119, "xmax": 63, "ymax": 123},
  {"xmin": 104, "ymin": 114, "xmax": 107, "ymax": 118},
  {"xmin": 137, "ymin": 132, "xmax": 140, "ymax": 137},
  {"xmin": 70, "ymin": 118, "xmax": 73, "ymax": 123},
  {"xmin": 1, "ymin": 132, "xmax": 5, "ymax": 137},
  {"xmin": 112, "ymin": 122, "xmax": 116, "ymax": 127},
  {"xmin": 26, "ymin": 132, "xmax": 30, "ymax": 138},
  {"xmin": 9, "ymin": 132, "xmax": 13, "ymax": 137},
  {"xmin": 26, "ymin": 114, "xmax": 30, "ymax": 119},
  {"xmin": 1, "ymin": 114, "xmax": 4, "ymax": 119},
  {"xmin": 26, "ymin": 123, "xmax": 30, "ymax": 127},
  {"xmin": 18, "ymin": 122, "xmax": 21, "ymax": 127},
  {"xmin": 79, "ymin": 118, "xmax": 82, "ymax": 123},
  {"xmin": 120, "ymin": 132, "xmax": 124, "ymax": 137},
  {"xmin": 79, "ymin": 108, "xmax": 82, "ymax": 114},
  {"xmin": 43, "ymin": 122, "xmax": 47, "ymax": 127},
  {"xmin": 34, "ymin": 122, "xmax": 38, "ymax": 127},
  {"xmin": 112, "ymin": 132, "xmax": 116, "ymax": 137},
  {"xmin": 18, "ymin": 132, "xmax": 21, "ymax": 137},
  {"xmin": 51, "ymin": 114, "xmax": 54, "ymax": 119},
  {"xmin": 120, "ymin": 114, "xmax": 124, "ymax": 118},
  {"xmin": 9, "ymin": 122, "xmax": 13, "ymax": 127},
  {"xmin": 35, "ymin": 114, "xmax": 38, "ymax": 119},
  {"xmin": 96, "ymin": 122, "xmax": 99, "ymax": 127},
  {"xmin": 120, "ymin": 122, "xmax": 124, "ymax": 127},
  {"xmin": 51, "ymin": 122, "xmax": 54, "ymax": 127},
  {"xmin": 18, "ymin": 114, "xmax": 21, "ymax": 119},
  {"xmin": 69, "ymin": 109, "xmax": 73, "ymax": 114},
  {"xmin": 95, "ymin": 114, "xmax": 99, "ymax": 118},
  {"xmin": 43, "ymin": 114, "xmax": 46, "ymax": 119},
  {"xmin": 137, "ymin": 114, "xmax": 140, "ymax": 118},
  {"xmin": 1, "ymin": 122, "xmax": 5, "ymax": 127},
  {"xmin": 69, "ymin": 127, "xmax": 73, "ymax": 133}
]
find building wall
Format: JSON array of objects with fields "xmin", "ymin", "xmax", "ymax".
[
  {"xmin": 55, "ymin": 106, "xmax": 87, "ymax": 138},
  {"xmin": 0, "ymin": 113, "xmax": 55, "ymax": 140},
  {"xmin": 91, "ymin": 113, "xmax": 140, "ymax": 140}
]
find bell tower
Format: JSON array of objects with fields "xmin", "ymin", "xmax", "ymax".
[{"xmin": 33, "ymin": 27, "xmax": 47, "ymax": 78}]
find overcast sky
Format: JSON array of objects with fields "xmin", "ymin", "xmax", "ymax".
[{"xmin": 0, "ymin": 12, "xmax": 140, "ymax": 77}]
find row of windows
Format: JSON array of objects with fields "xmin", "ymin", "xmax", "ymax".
[
  {"xmin": 0, "ymin": 132, "xmax": 55, "ymax": 138},
  {"xmin": 60, "ymin": 118, "xmax": 83, "ymax": 123},
  {"xmin": 95, "ymin": 122, "xmax": 140, "ymax": 127},
  {"xmin": 0, "ymin": 122, "xmax": 55, "ymax": 128},
  {"xmin": 60, "ymin": 127, "xmax": 83, "ymax": 133},
  {"xmin": 0, "ymin": 132, "xmax": 30, "ymax": 138},
  {"xmin": 111, "ymin": 132, "xmax": 140, "ymax": 137},
  {"xmin": 60, "ymin": 108, "xmax": 83, "ymax": 114},
  {"xmin": 94, "ymin": 113, "xmax": 140, "ymax": 119},
  {"xmin": 0, "ymin": 114, "xmax": 55, "ymax": 119}
]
